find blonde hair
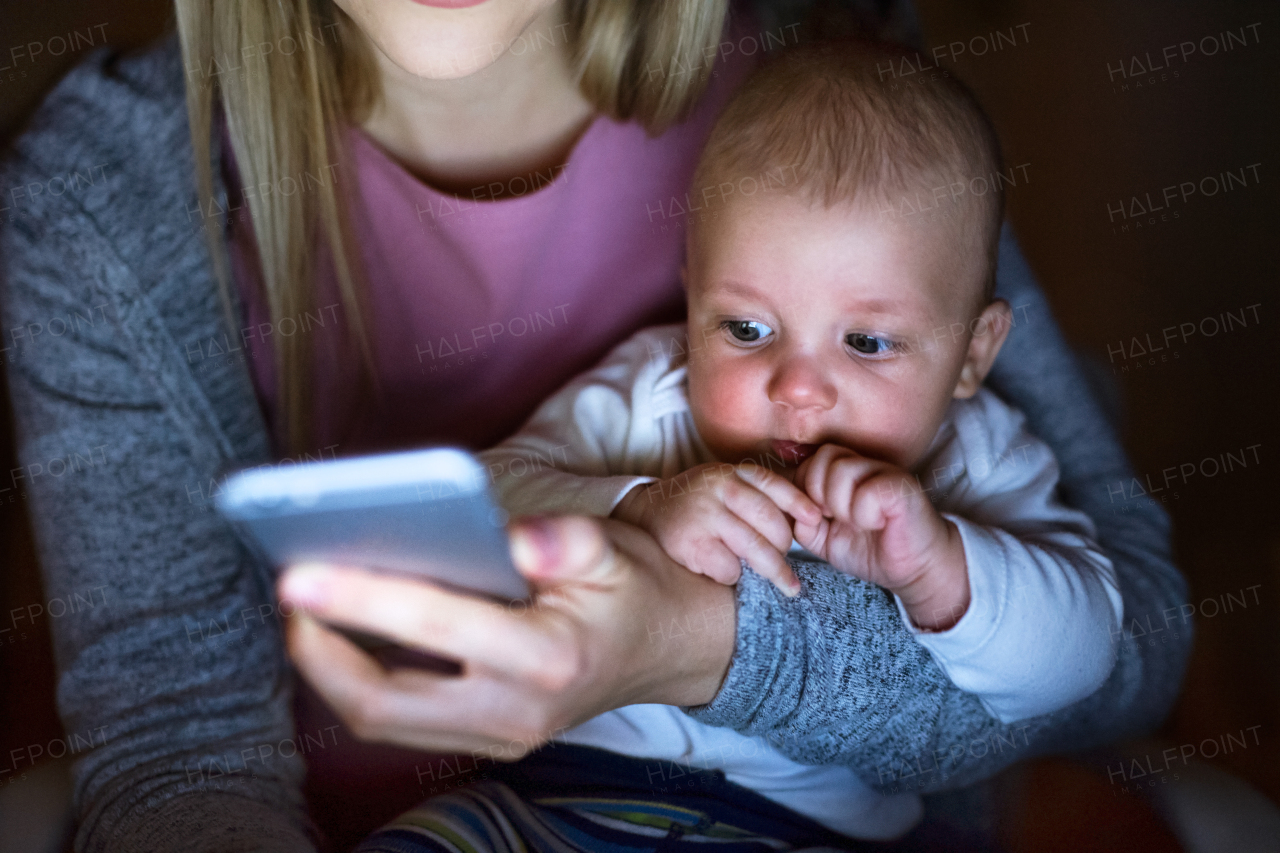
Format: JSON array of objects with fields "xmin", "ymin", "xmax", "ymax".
[
  {"xmin": 692, "ymin": 39, "xmax": 1005, "ymax": 300},
  {"xmin": 176, "ymin": 0, "xmax": 729, "ymax": 452}
]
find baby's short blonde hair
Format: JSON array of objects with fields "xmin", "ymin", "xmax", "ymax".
[{"xmin": 691, "ymin": 40, "xmax": 1006, "ymax": 302}]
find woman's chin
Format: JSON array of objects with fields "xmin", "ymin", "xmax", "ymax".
[
  {"xmin": 340, "ymin": 0, "xmax": 559, "ymax": 82},
  {"xmin": 375, "ymin": 33, "xmax": 506, "ymax": 80},
  {"xmin": 408, "ymin": 0, "xmax": 492, "ymax": 8}
]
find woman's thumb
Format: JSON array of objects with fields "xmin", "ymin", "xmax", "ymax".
[{"xmin": 508, "ymin": 515, "xmax": 611, "ymax": 586}]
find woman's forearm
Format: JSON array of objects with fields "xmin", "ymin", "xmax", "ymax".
[
  {"xmin": 688, "ymin": 549, "xmax": 1187, "ymax": 795},
  {"xmin": 604, "ymin": 522, "xmax": 738, "ymax": 708}
]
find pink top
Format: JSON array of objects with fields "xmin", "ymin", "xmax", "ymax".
[
  {"xmin": 225, "ymin": 18, "xmax": 760, "ymax": 845},
  {"xmin": 230, "ymin": 45, "xmax": 753, "ymax": 456}
]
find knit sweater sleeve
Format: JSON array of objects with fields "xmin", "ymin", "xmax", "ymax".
[
  {"xmin": 684, "ymin": 226, "xmax": 1191, "ymax": 794},
  {"xmin": 0, "ymin": 46, "xmax": 318, "ymax": 853}
]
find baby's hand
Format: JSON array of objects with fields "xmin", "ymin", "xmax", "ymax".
[
  {"xmin": 794, "ymin": 445, "xmax": 970, "ymax": 630},
  {"xmin": 612, "ymin": 462, "xmax": 821, "ymax": 596}
]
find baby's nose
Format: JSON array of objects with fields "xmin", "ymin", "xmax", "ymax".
[{"xmin": 767, "ymin": 355, "xmax": 837, "ymax": 411}]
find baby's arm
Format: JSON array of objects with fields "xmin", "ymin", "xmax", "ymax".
[
  {"xmin": 794, "ymin": 390, "xmax": 1123, "ymax": 723},
  {"xmin": 901, "ymin": 391, "xmax": 1123, "ymax": 723},
  {"xmin": 909, "ymin": 414, "xmax": 1122, "ymax": 724},
  {"xmin": 479, "ymin": 326, "xmax": 818, "ymax": 593},
  {"xmin": 477, "ymin": 332, "xmax": 665, "ymax": 520}
]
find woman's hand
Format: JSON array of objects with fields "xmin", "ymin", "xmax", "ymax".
[{"xmin": 278, "ymin": 516, "xmax": 736, "ymax": 759}]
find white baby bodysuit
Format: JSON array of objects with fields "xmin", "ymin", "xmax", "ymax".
[{"xmin": 479, "ymin": 324, "xmax": 1123, "ymax": 840}]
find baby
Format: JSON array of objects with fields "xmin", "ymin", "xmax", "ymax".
[{"xmin": 480, "ymin": 42, "xmax": 1122, "ymax": 840}]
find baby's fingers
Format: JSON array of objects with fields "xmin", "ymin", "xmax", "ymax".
[
  {"xmin": 679, "ymin": 537, "xmax": 745, "ymax": 586},
  {"xmin": 734, "ymin": 464, "xmax": 822, "ymax": 529},
  {"xmin": 718, "ymin": 515, "xmax": 799, "ymax": 597},
  {"xmin": 851, "ymin": 470, "xmax": 917, "ymax": 531},
  {"xmin": 815, "ymin": 453, "xmax": 887, "ymax": 523},
  {"xmin": 797, "ymin": 444, "xmax": 864, "ymax": 512},
  {"xmin": 723, "ymin": 472, "xmax": 805, "ymax": 553},
  {"xmin": 792, "ymin": 512, "xmax": 829, "ymax": 557}
]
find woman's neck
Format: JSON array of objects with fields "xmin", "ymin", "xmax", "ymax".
[{"xmin": 359, "ymin": 2, "xmax": 595, "ymax": 198}]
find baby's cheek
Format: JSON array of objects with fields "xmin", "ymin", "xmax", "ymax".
[
  {"xmin": 691, "ymin": 360, "xmax": 766, "ymax": 449},
  {"xmin": 847, "ymin": 398, "xmax": 930, "ymax": 469}
]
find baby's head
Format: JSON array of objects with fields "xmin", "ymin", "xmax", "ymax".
[{"xmin": 684, "ymin": 41, "xmax": 1014, "ymax": 471}]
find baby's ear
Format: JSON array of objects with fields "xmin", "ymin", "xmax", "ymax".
[{"xmin": 953, "ymin": 299, "xmax": 1013, "ymax": 399}]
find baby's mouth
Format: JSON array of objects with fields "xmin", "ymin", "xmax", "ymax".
[{"xmin": 770, "ymin": 440, "xmax": 820, "ymax": 465}]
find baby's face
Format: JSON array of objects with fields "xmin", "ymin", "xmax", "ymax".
[{"xmin": 685, "ymin": 192, "xmax": 1005, "ymax": 471}]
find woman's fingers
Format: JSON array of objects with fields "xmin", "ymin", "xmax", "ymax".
[
  {"xmin": 279, "ymin": 514, "xmax": 740, "ymax": 756},
  {"xmin": 508, "ymin": 515, "xmax": 614, "ymax": 587},
  {"xmin": 284, "ymin": 613, "xmax": 385, "ymax": 710},
  {"xmin": 285, "ymin": 615, "xmax": 554, "ymax": 756},
  {"xmin": 278, "ymin": 564, "xmax": 562, "ymax": 674}
]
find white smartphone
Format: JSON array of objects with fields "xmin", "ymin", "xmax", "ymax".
[{"xmin": 214, "ymin": 447, "xmax": 530, "ymax": 602}]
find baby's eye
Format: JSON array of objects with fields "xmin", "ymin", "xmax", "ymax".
[
  {"xmin": 846, "ymin": 333, "xmax": 894, "ymax": 356},
  {"xmin": 722, "ymin": 320, "xmax": 774, "ymax": 345}
]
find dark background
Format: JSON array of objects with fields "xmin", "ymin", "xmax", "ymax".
[{"xmin": 2, "ymin": 1, "xmax": 1277, "ymax": 850}]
